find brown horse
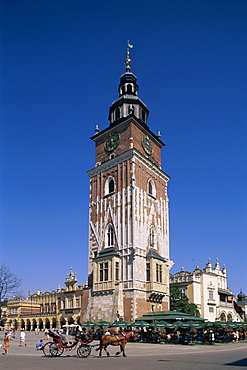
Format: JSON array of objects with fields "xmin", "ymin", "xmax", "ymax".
[{"xmin": 98, "ymin": 331, "xmax": 133, "ymax": 357}]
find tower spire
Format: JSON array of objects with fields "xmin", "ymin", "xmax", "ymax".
[{"xmin": 124, "ymin": 40, "xmax": 134, "ymax": 72}]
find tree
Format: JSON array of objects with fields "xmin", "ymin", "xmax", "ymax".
[
  {"xmin": 0, "ymin": 264, "xmax": 22, "ymax": 316},
  {"xmin": 170, "ymin": 284, "xmax": 200, "ymax": 317}
]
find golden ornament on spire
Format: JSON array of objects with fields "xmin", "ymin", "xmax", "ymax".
[{"xmin": 125, "ymin": 40, "xmax": 134, "ymax": 72}]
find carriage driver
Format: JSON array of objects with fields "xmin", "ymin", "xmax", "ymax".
[{"xmin": 78, "ymin": 326, "xmax": 90, "ymax": 342}]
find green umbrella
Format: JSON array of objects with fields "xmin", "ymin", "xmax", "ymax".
[
  {"xmin": 179, "ymin": 322, "xmax": 191, "ymax": 329},
  {"xmin": 171, "ymin": 321, "xmax": 184, "ymax": 329},
  {"xmin": 181, "ymin": 320, "xmax": 204, "ymax": 329},
  {"xmin": 219, "ymin": 322, "xmax": 228, "ymax": 328},
  {"xmin": 226, "ymin": 321, "xmax": 240, "ymax": 328},
  {"xmin": 236, "ymin": 322, "xmax": 247, "ymax": 328},
  {"xmin": 204, "ymin": 321, "xmax": 215, "ymax": 328},
  {"xmin": 156, "ymin": 320, "xmax": 174, "ymax": 328},
  {"xmin": 110, "ymin": 320, "xmax": 130, "ymax": 327},
  {"xmin": 81, "ymin": 321, "xmax": 96, "ymax": 327},
  {"xmin": 97, "ymin": 321, "xmax": 111, "ymax": 326},
  {"xmin": 149, "ymin": 321, "xmax": 165, "ymax": 328},
  {"xmin": 130, "ymin": 320, "xmax": 149, "ymax": 327}
]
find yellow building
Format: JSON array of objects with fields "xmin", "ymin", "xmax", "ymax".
[{"xmin": 5, "ymin": 268, "xmax": 84, "ymax": 330}]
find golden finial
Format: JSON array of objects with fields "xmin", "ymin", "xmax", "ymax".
[{"xmin": 124, "ymin": 40, "xmax": 134, "ymax": 72}]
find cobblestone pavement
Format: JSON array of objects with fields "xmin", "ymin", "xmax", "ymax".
[{"xmin": 1, "ymin": 332, "xmax": 247, "ymax": 370}]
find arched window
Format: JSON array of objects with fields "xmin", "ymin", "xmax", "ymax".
[
  {"xmin": 227, "ymin": 313, "xmax": 233, "ymax": 321},
  {"xmin": 148, "ymin": 179, "xmax": 156, "ymax": 198},
  {"xmin": 105, "ymin": 177, "xmax": 115, "ymax": 195},
  {"xmin": 115, "ymin": 107, "xmax": 120, "ymax": 120},
  {"xmin": 220, "ymin": 312, "xmax": 226, "ymax": 322},
  {"xmin": 109, "ymin": 179, "xmax": 114, "ymax": 193},
  {"xmin": 107, "ymin": 224, "xmax": 114, "ymax": 247},
  {"xmin": 127, "ymin": 84, "xmax": 132, "ymax": 93}
]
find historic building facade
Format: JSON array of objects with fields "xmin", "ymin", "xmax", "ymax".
[
  {"xmin": 5, "ymin": 268, "xmax": 84, "ymax": 330},
  {"xmin": 82, "ymin": 47, "xmax": 173, "ymax": 323},
  {"xmin": 170, "ymin": 259, "xmax": 243, "ymax": 322},
  {"xmin": 4, "ymin": 48, "xmax": 246, "ymax": 329},
  {"xmin": 236, "ymin": 290, "xmax": 247, "ymax": 321}
]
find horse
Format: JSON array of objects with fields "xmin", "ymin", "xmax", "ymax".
[{"xmin": 97, "ymin": 330, "xmax": 134, "ymax": 357}]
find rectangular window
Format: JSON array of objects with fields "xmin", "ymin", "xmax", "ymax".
[
  {"xmin": 67, "ymin": 299, "xmax": 72, "ymax": 309},
  {"xmin": 116, "ymin": 261, "xmax": 119, "ymax": 281},
  {"xmin": 209, "ymin": 291, "xmax": 214, "ymax": 301},
  {"xmin": 100, "ymin": 262, "xmax": 109, "ymax": 281},
  {"xmin": 100, "ymin": 263, "xmax": 103, "ymax": 282},
  {"xmin": 76, "ymin": 298, "xmax": 80, "ymax": 308},
  {"xmin": 156, "ymin": 264, "xmax": 162, "ymax": 283},
  {"xmin": 209, "ymin": 307, "xmax": 214, "ymax": 313},
  {"xmin": 146, "ymin": 263, "xmax": 150, "ymax": 282},
  {"xmin": 104, "ymin": 262, "xmax": 108, "ymax": 281}
]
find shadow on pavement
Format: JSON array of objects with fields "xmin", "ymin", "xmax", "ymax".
[{"xmin": 225, "ymin": 358, "xmax": 247, "ymax": 367}]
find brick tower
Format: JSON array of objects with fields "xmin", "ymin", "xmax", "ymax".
[{"xmin": 86, "ymin": 45, "xmax": 172, "ymax": 323}]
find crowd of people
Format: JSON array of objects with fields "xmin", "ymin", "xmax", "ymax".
[
  {"xmin": 1, "ymin": 325, "xmax": 246, "ymax": 355},
  {"xmin": 133, "ymin": 328, "xmax": 247, "ymax": 344}
]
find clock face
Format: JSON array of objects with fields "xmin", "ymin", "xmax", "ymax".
[
  {"xmin": 105, "ymin": 132, "xmax": 120, "ymax": 152},
  {"xmin": 142, "ymin": 135, "xmax": 153, "ymax": 155}
]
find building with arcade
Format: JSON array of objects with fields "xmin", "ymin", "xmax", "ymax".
[{"xmin": 5, "ymin": 268, "xmax": 84, "ymax": 331}]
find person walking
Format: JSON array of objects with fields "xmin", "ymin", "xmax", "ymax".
[
  {"xmin": 19, "ymin": 330, "xmax": 26, "ymax": 347},
  {"xmin": 3, "ymin": 331, "xmax": 11, "ymax": 355}
]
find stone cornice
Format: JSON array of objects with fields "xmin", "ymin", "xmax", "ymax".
[
  {"xmin": 90, "ymin": 116, "xmax": 165, "ymax": 148},
  {"xmin": 87, "ymin": 148, "xmax": 170, "ymax": 181}
]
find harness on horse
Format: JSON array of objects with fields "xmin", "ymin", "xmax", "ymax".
[{"xmin": 96, "ymin": 331, "xmax": 130, "ymax": 351}]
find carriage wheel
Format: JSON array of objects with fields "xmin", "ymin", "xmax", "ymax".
[
  {"xmin": 49, "ymin": 343, "xmax": 64, "ymax": 357},
  {"xmin": 77, "ymin": 344, "xmax": 91, "ymax": 358},
  {"xmin": 42, "ymin": 342, "xmax": 54, "ymax": 356}
]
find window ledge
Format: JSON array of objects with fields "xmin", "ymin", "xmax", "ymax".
[{"xmin": 104, "ymin": 192, "xmax": 115, "ymax": 198}]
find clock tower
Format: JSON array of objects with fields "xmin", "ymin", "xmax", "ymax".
[{"xmin": 86, "ymin": 45, "xmax": 173, "ymax": 323}]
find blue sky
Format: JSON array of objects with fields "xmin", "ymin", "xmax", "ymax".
[{"xmin": 1, "ymin": 0, "xmax": 246, "ymax": 297}]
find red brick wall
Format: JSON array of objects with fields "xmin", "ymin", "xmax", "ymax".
[
  {"xmin": 80, "ymin": 288, "xmax": 90, "ymax": 322},
  {"xmin": 94, "ymin": 120, "xmax": 161, "ymax": 168},
  {"xmin": 123, "ymin": 297, "xmax": 132, "ymax": 323},
  {"xmin": 136, "ymin": 298, "xmax": 152, "ymax": 319}
]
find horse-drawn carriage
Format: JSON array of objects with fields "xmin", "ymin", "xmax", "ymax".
[
  {"xmin": 42, "ymin": 326, "xmax": 134, "ymax": 358},
  {"xmin": 42, "ymin": 327, "xmax": 93, "ymax": 357}
]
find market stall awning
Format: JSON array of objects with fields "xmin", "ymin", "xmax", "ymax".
[
  {"xmin": 110, "ymin": 320, "xmax": 130, "ymax": 327},
  {"xmin": 97, "ymin": 321, "xmax": 111, "ymax": 327},
  {"xmin": 81, "ymin": 321, "xmax": 96, "ymax": 327},
  {"xmin": 137, "ymin": 311, "xmax": 205, "ymax": 322},
  {"xmin": 130, "ymin": 320, "xmax": 149, "ymax": 327}
]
